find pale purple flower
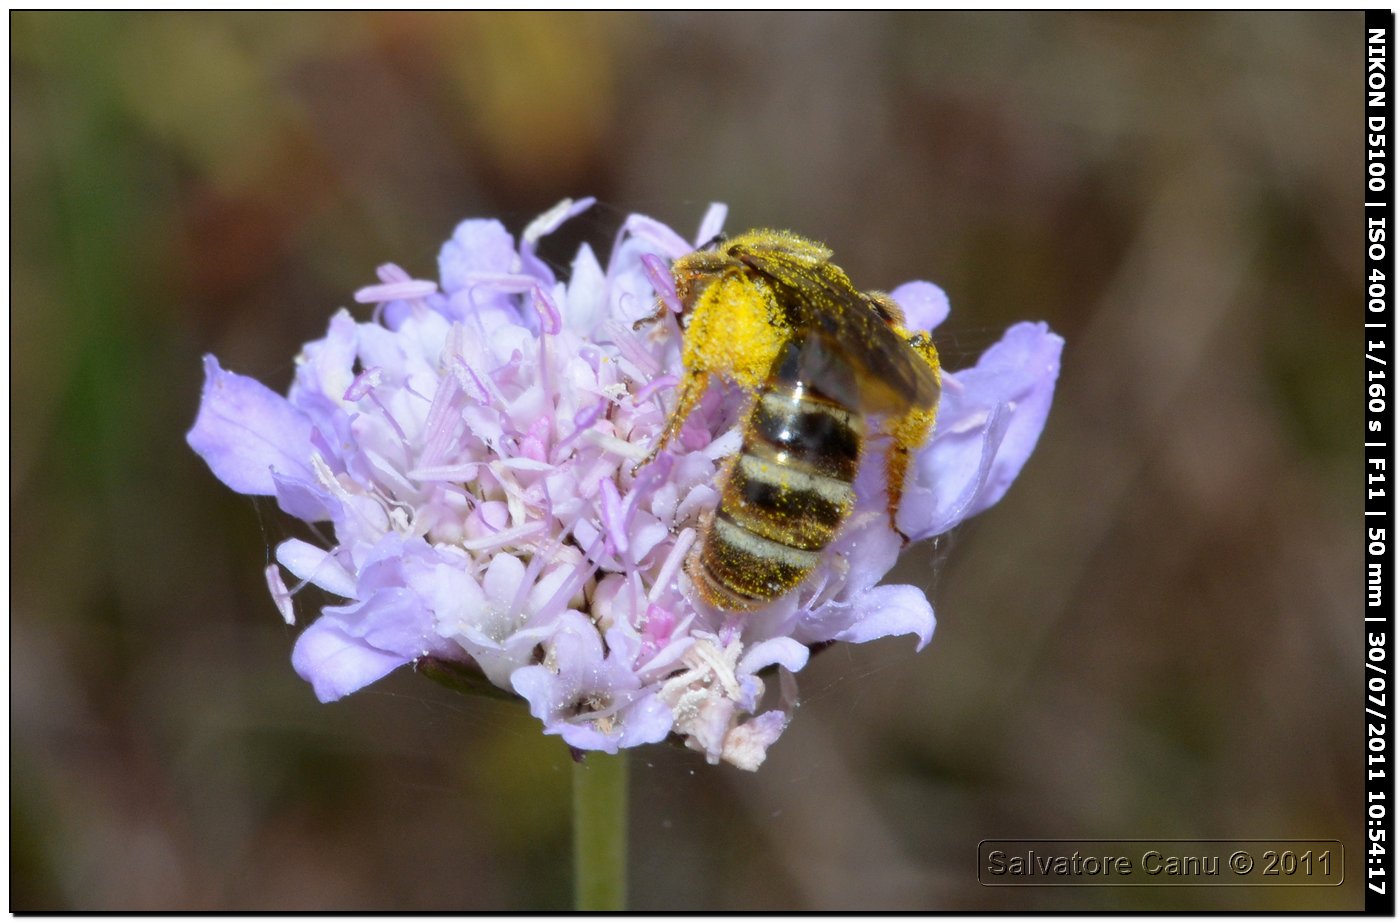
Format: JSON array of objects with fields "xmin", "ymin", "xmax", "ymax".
[{"xmin": 188, "ymin": 199, "xmax": 1063, "ymax": 770}]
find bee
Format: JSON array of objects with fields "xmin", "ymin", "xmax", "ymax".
[{"xmin": 636, "ymin": 229, "xmax": 942, "ymax": 611}]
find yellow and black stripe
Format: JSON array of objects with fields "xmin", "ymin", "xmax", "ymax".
[{"xmin": 688, "ymin": 373, "xmax": 865, "ymax": 610}]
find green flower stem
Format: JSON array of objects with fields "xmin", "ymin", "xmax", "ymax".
[{"xmin": 572, "ymin": 750, "xmax": 628, "ymax": 910}]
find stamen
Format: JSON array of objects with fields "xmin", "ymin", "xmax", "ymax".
[
  {"xmin": 649, "ymin": 527, "xmax": 696, "ymax": 603},
  {"xmin": 532, "ymin": 285, "xmax": 562, "ymax": 335},
  {"xmin": 626, "ymin": 570, "xmax": 647, "ymax": 628},
  {"xmin": 310, "ymin": 454, "xmax": 388, "ymax": 542},
  {"xmin": 694, "ymin": 203, "xmax": 728, "ymax": 247},
  {"xmin": 343, "ymin": 366, "xmax": 383, "ymax": 402},
  {"xmin": 582, "ymin": 430, "xmax": 650, "ymax": 461},
  {"xmin": 601, "ymin": 319, "xmax": 662, "ymax": 378},
  {"xmin": 693, "ymin": 637, "xmax": 743, "ymax": 698},
  {"xmin": 460, "ymin": 520, "xmax": 546, "ymax": 552},
  {"xmin": 417, "ymin": 363, "xmax": 466, "ymax": 470},
  {"xmin": 640, "ymin": 253, "xmax": 682, "ymax": 316},
  {"xmin": 621, "ymin": 453, "xmax": 670, "ymax": 529},
  {"xmin": 266, "ymin": 564, "xmax": 297, "ymax": 625},
  {"xmin": 537, "ymin": 323, "xmax": 557, "ymax": 453},
  {"xmin": 615, "ymin": 214, "xmax": 692, "ymax": 261},
  {"xmin": 408, "ymin": 463, "xmax": 482, "ymax": 481},
  {"xmin": 631, "ymin": 373, "xmax": 679, "ymax": 407},
  {"xmin": 537, "ymin": 524, "xmax": 608, "ymax": 619},
  {"xmin": 599, "ymin": 478, "xmax": 629, "ymax": 559},
  {"xmin": 449, "ymin": 356, "xmax": 495, "ymax": 406},
  {"xmin": 355, "ymin": 279, "xmax": 438, "ymax": 304},
  {"xmin": 508, "ymin": 542, "xmax": 553, "ymax": 619},
  {"xmin": 377, "ymin": 263, "xmax": 410, "ymax": 283},
  {"xmin": 493, "ymin": 457, "xmax": 555, "ymax": 472},
  {"xmin": 522, "ymin": 197, "xmax": 596, "ymax": 275},
  {"xmin": 368, "ymin": 391, "xmax": 410, "ymax": 448},
  {"xmin": 551, "ymin": 398, "xmax": 607, "ymax": 462}
]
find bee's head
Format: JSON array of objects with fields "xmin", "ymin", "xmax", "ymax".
[{"xmin": 670, "ymin": 247, "xmax": 736, "ymax": 313}]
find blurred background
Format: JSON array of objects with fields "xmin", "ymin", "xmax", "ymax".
[{"xmin": 12, "ymin": 11, "xmax": 1363, "ymax": 910}]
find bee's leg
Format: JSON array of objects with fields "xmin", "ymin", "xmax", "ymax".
[
  {"xmin": 634, "ymin": 369, "xmax": 710, "ymax": 472},
  {"xmin": 635, "ymin": 268, "xmax": 782, "ymax": 474},
  {"xmin": 631, "ymin": 298, "xmax": 670, "ymax": 331},
  {"xmin": 883, "ymin": 331, "xmax": 941, "ymax": 544},
  {"xmin": 882, "ymin": 406, "xmax": 936, "ymax": 544}
]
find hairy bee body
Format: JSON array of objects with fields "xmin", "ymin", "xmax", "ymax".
[
  {"xmin": 690, "ymin": 338, "xmax": 864, "ymax": 609},
  {"xmin": 638, "ymin": 229, "xmax": 942, "ymax": 612}
]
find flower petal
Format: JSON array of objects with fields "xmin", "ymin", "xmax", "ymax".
[
  {"xmin": 292, "ymin": 618, "xmax": 412, "ymax": 702},
  {"xmin": 276, "ymin": 539, "xmax": 357, "ymax": 599},
  {"xmin": 562, "ymin": 242, "xmax": 608, "ymax": 332},
  {"xmin": 898, "ymin": 322, "xmax": 1062, "ymax": 540},
  {"xmin": 830, "ymin": 510, "xmax": 903, "ymax": 599},
  {"xmin": 694, "ymin": 203, "xmax": 728, "ymax": 246},
  {"xmin": 896, "ymin": 402, "xmax": 1010, "ymax": 541},
  {"xmin": 325, "ymin": 588, "xmax": 435, "ymax": 655},
  {"xmin": 738, "ymin": 636, "xmax": 810, "ymax": 676},
  {"xmin": 618, "ymin": 213, "xmax": 693, "ymax": 261},
  {"xmin": 271, "ymin": 470, "xmax": 335, "ymax": 522},
  {"xmin": 830, "ymin": 583, "xmax": 936, "ymax": 650},
  {"xmin": 187, "ymin": 355, "xmax": 314, "ymax": 495},
  {"xmin": 891, "ymin": 281, "xmax": 950, "ymax": 332},
  {"xmin": 439, "ymin": 219, "xmax": 518, "ymax": 293},
  {"xmin": 482, "ymin": 552, "xmax": 527, "ymax": 607},
  {"xmin": 957, "ymin": 322, "xmax": 1063, "ymax": 519},
  {"xmin": 291, "ymin": 309, "xmax": 358, "ymax": 411},
  {"xmin": 615, "ymin": 694, "xmax": 676, "ymax": 747},
  {"xmin": 722, "ymin": 710, "xmax": 787, "ymax": 771}
]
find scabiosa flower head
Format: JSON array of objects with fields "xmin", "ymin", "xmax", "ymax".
[{"xmin": 188, "ymin": 199, "xmax": 1062, "ymax": 770}]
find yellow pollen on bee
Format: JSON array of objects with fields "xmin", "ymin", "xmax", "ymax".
[{"xmin": 640, "ymin": 228, "xmax": 943, "ymax": 610}]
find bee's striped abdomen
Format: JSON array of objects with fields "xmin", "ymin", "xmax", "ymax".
[{"xmin": 688, "ymin": 381, "xmax": 864, "ymax": 610}]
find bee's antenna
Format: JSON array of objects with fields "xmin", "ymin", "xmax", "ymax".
[{"xmin": 699, "ymin": 231, "xmax": 728, "ymax": 251}]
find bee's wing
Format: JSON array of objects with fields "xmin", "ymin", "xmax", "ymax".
[{"xmin": 754, "ymin": 259, "xmax": 940, "ymax": 414}]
